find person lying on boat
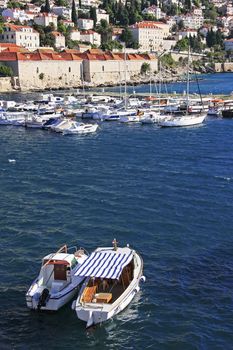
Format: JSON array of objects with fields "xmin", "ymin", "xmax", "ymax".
[{"xmin": 136, "ymin": 109, "xmax": 144, "ymax": 116}]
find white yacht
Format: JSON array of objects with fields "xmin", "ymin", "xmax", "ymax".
[
  {"xmin": 158, "ymin": 114, "xmax": 206, "ymax": 127},
  {"xmin": 63, "ymin": 121, "xmax": 98, "ymax": 135},
  {"xmin": 26, "ymin": 245, "xmax": 88, "ymax": 311},
  {"xmin": 72, "ymin": 240, "xmax": 145, "ymax": 328}
]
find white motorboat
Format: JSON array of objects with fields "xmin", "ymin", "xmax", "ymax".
[
  {"xmin": 51, "ymin": 119, "xmax": 73, "ymax": 133},
  {"xmin": 158, "ymin": 114, "xmax": 206, "ymax": 127},
  {"xmin": 63, "ymin": 122, "xmax": 98, "ymax": 135},
  {"xmin": 26, "ymin": 245, "xmax": 88, "ymax": 311},
  {"xmin": 72, "ymin": 240, "xmax": 145, "ymax": 328},
  {"xmin": 140, "ymin": 112, "xmax": 160, "ymax": 124},
  {"xmin": 120, "ymin": 110, "xmax": 142, "ymax": 123},
  {"xmin": 25, "ymin": 116, "xmax": 45, "ymax": 128}
]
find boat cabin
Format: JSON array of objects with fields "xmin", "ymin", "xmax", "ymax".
[{"xmin": 39, "ymin": 253, "xmax": 78, "ymax": 293}]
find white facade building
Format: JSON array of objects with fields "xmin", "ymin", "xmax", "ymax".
[
  {"xmin": 0, "ymin": 24, "xmax": 40, "ymax": 50},
  {"xmin": 51, "ymin": 31, "xmax": 66, "ymax": 49},
  {"xmin": 142, "ymin": 6, "xmax": 166, "ymax": 19},
  {"xmin": 34, "ymin": 13, "xmax": 58, "ymax": 29},
  {"xmin": 175, "ymin": 14, "xmax": 204, "ymax": 29},
  {"xmin": 2, "ymin": 8, "xmax": 36, "ymax": 22},
  {"xmin": 77, "ymin": 18, "xmax": 94, "ymax": 30},
  {"xmin": 96, "ymin": 9, "xmax": 109, "ymax": 24},
  {"xmin": 52, "ymin": 7, "xmax": 71, "ymax": 20},
  {"xmin": 79, "ymin": 0, "xmax": 101, "ymax": 7},
  {"xmin": 80, "ymin": 30, "xmax": 101, "ymax": 46},
  {"xmin": 70, "ymin": 30, "xmax": 81, "ymax": 41},
  {"xmin": 130, "ymin": 21, "xmax": 170, "ymax": 52}
]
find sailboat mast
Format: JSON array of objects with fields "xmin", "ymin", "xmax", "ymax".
[
  {"xmin": 124, "ymin": 45, "xmax": 127, "ymax": 110},
  {"xmin": 186, "ymin": 46, "xmax": 190, "ymax": 111}
]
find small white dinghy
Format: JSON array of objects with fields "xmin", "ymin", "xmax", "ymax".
[
  {"xmin": 26, "ymin": 245, "xmax": 88, "ymax": 311},
  {"xmin": 72, "ymin": 239, "xmax": 145, "ymax": 328}
]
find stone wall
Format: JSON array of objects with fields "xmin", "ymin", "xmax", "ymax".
[
  {"xmin": 0, "ymin": 77, "xmax": 13, "ymax": 91},
  {"xmin": 0, "ymin": 57, "xmax": 158, "ymax": 90},
  {"xmin": 170, "ymin": 51, "xmax": 206, "ymax": 62},
  {"xmin": 17, "ymin": 60, "xmax": 82, "ymax": 90},
  {"xmin": 83, "ymin": 59, "xmax": 158, "ymax": 85},
  {"xmin": 214, "ymin": 62, "xmax": 233, "ymax": 72}
]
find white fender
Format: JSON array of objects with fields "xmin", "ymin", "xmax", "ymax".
[{"xmin": 140, "ymin": 276, "xmax": 146, "ymax": 283}]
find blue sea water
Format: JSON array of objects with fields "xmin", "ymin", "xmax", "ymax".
[
  {"xmin": 97, "ymin": 72, "xmax": 233, "ymax": 96},
  {"xmin": 1, "ymin": 117, "xmax": 233, "ymax": 350}
]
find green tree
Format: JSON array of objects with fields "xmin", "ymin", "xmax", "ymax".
[
  {"xmin": 0, "ymin": 65, "xmax": 13, "ymax": 77},
  {"xmin": 174, "ymin": 37, "xmax": 189, "ymax": 51},
  {"xmin": 141, "ymin": 62, "xmax": 150, "ymax": 75},
  {"xmin": 54, "ymin": 0, "xmax": 68, "ymax": 5},
  {"xmin": 71, "ymin": 0, "xmax": 78, "ymax": 26},
  {"xmin": 97, "ymin": 19, "xmax": 112, "ymax": 45},
  {"xmin": 119, "ymin": 26, "xmax": 138, "ymax": 48},
  {"xmin": 90, "ymin": 7, "xmax": 97, "ymax": 27},
  {"xmin": 43, "ymin": 0, "xmax": 50, "ymax": 13}
]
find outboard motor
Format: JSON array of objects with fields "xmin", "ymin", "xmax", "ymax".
[{"xmin": 37, "ymin": 288, "xmax": 50, "ymax": 310}]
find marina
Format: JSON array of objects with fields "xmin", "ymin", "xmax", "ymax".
[{"xmin": 1, "ymin": 72, "xmax": 233, "ymax": 349}]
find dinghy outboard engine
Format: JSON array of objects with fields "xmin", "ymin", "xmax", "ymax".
[{"xmin": 37, "ymin": 288, "xmax": 50, "ymax": 310}]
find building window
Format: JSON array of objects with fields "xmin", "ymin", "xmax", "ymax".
[
  {"xmin": 11, "ymin": 35, "xmax": 13, "ymax": 39},
  {"xmin": 37, "ymin": 67, "xmax": 39, "ymax": 73},
  {"xmin": 102, "ymin": 66, "xmax": 104, "ymax": 72},
  {"xmin": 69, "ymin": 67, "xmax": 71, "ymax": 73}
]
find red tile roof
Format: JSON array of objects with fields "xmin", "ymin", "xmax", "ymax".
[
  {"xmin": 0, "ymin": 49, "xmax": 156, "ymax": 61},
  {"xmin": 130, "ymin": 21, "xmax": 165, "ymax": 29}
]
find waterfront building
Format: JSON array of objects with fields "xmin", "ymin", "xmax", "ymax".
[
  {"xmin": 0, "ymin": 48, "xmax": 158, "ymax": 89},
  {"xmin": 0, "ymin": 24, "xmax": 40, "ymax": 50},
  {"xmin": 34, "ymin": 13, "xmax": 58, "ymax": 29},
  {"xmin": 129, "ymin": 21, "xmax": 170, "ymax": 52},
  {"xmin": 80, "ymin": 30, "xmax": 101, "ymax": 47},
  {"xmin": 81, "ymin": 50, "xmax": 158, "ymax": 85},
  {"xmin": 0, "ymin": 50, "xmax": 83, "ymax": 90},
  {"xmin": 77, "ymin": 18, "xmax": 94, "ymax": 30}
]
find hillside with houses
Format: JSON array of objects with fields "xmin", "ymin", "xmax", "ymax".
[{"xmin": 0, "ymin": 0, "xmax": 232, "ymax": 90}]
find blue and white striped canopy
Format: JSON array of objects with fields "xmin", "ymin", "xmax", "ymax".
[{"xmin": 75, "ymin": 250, "xmax": 133, "ymax": 280}]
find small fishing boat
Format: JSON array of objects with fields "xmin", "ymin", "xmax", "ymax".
[
  {"xmin": 63, "ymin": 122, "xmax": 98, "ymax": 135},
  {"xmin": 158, "ymin": 114, "xmax": 206, "ymax": 127},
  {"xmin": 72, "ymin": 239, "xmax": 145, "ymax": 328},
  {"xmin": 26, "ymin": 245, "xmax": 88, "ymax": 311}
]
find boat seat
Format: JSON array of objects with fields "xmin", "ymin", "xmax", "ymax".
[{"xmin": 82, "ymin": 285, "xmax": 97, "ymax": 303}]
